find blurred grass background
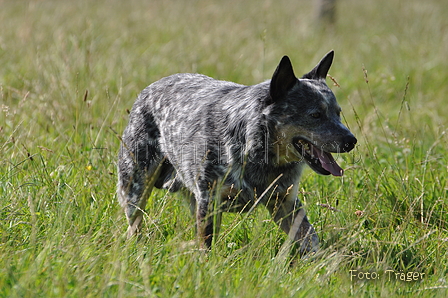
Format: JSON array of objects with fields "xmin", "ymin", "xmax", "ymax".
[{"xmin": 0, "ymin": 0, "xmax": 447, "ymax": 297}]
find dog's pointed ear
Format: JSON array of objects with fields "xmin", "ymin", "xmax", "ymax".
[
  {"xmin": 302, "ymin": 50, "xmax": 334, "ymax": 80},
  {"xmin": 269, "ymin": 56, "xmax": 297, "ymax": 103}
]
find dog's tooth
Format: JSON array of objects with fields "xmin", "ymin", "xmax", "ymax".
[{"xmin": 297, "ymin": 140, "xmax": 311, "ymax": 155}]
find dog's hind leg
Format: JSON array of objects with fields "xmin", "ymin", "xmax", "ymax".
[
  {"xmin": 117, "ymin": 156, "xmax": 165, "ymax": 238},
  {"xmin": 130, "ymin": 160, "xmax": 165, "ymax": 238},
  {"xmin": 265, "ymin": 184, "xmax": 319, "ymax": 255}
]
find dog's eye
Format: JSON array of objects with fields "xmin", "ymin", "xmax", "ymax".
[{"xmin": 310, "ymin": 112, "xmax": 321, "ymax": 119}]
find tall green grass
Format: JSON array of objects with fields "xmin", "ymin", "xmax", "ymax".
[{"xmin": 1, "ymin": 0, "xmax": 447, "ymax": 297}]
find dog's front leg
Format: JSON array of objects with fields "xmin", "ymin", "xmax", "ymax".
[
  {"xmin": 194, "ymin": 188, "xmax": 223, "ymax": 250},
  {"xmin": 266, "ymin": 187, "xmax": 319, "ymax": 255},
  {"xmin": 196, "ymin": 198, "xmax": 214, "ymax": 249}
]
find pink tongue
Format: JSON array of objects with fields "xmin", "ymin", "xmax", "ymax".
[{"xmin": 311, "ymin": 146, "xmax": 344, "ymax": 176}]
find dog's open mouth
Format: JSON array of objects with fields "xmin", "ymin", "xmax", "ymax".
[{"xmin": 293, "ymin": 138, "xmax": 344, "ymax": 176}]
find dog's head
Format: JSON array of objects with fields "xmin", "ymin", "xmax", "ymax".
[{"xmin": 268, "ymin": 51, "xmax": 357, "ymax": 176}]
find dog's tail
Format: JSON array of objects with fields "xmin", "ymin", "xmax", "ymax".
[{"xmin": 117, "ymin": 104, "xmax": 164, "ymax": 223}]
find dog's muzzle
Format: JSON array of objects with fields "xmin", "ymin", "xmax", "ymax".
[
  {"xmin": 293, "ymin": 134, "xmax": 357, "ymax": 177},
  {"xmin": 341, "ymin": 135, "xmax": 357, "ymax": 152}
]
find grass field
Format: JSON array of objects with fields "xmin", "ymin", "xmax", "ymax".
[{"xmin": 1, "ymin": 0, "xmax": 447, "ymax": 297}]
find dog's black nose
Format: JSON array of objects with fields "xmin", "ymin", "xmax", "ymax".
[{"xmin": 342, "ymin": 135, "xmax": 357, "ymax": 152}]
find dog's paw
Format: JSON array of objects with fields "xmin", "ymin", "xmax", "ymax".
[
  {"xmin": 297, "ymin": 224, "xmax": 319, "ymax": 256},
  {"xmin": 299, "ymin": 232, "xmax": 319, "ymax": 258}
]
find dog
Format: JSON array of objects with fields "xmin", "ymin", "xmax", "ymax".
[{"xmin": 117, "ymin": 51, "xmax": 357, "ymax": 255}]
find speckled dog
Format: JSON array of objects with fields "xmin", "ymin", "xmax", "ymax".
[{"xmin": 117, "ymin": 51, "xmax": 357, "ymax": 254}]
